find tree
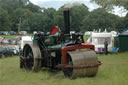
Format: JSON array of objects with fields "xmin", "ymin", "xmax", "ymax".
[
  {"xmin": 43, "ymin": 8, "xmax": 56, "ymax": 19},
  {"xmin": 0, "ymin": 0, "xmax": 19, "ymax": 13},
  {"xmin": 53, "ymin": 4, "xmax": 89, "ymax": 32},
  {"xmin": 0, "ymin": 0, "xmax": 31, "ymax": 13},
  {"xmin": 53, "ymin": 7, "xmax": 65, "ymax": 31},
  {"xmin": 25, "ymin": 2, "xmax": 42, "ymax": 13},
  {"xmin": 70, "ymin": 4, "xmax": 89, "ymax": 31},
  {"xmin": 0, "ymin": 8, "xmax": 10, "ymax": 31},
  {"xmin": 10, "ymin": 8, "xmax": 32, "ymax": 32},
  {"xmin": 19, "ymin": 0, "xmax": 29, "ymax": 8},
  {"xmin": 123, "ymin": 14, "xmax": 128, "ymax": 28},
  {"xmin": 116, "ymin": 15, "xmax": 128, "ymax": 30},
  {"xmin": 28, "ymin": 12, "xmax": 56, "ymax": 32},
  {"xmin": 90, "ymin": 0, "xmax": 128, "ymax": 31},
  {"xmin": 90, "ymin": 0, "xmax": 128, "ymax": 10},
  {"xmin": 82, "ymin": 8, "xmax": 120, "ymax": 31},
  {"xmin": 116, "ymin": 17, "xmax": 125, "ymax": 30}
]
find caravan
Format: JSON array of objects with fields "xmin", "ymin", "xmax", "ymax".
[{"xmin": 87, "ymin": 32, "xmax": 112, "ymax": 52}]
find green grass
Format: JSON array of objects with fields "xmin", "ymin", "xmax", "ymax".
[
  {"xmin": 0, "ymin": 35, "xmax": 18, "ymax": 40},
  {"xmin": 1, "ymin": 34, "xmax": 88, "ymax": 41},
  {"xmin": 0, "ymin": 52, "xmax": 128, "ymax": 85},
  {"xmin": 0, "ymin": 34, "xmax": 32, "ymax": 40},
  {"xmin": 83, "ymin": 35, "xmax": 89, "ymax": 42}
]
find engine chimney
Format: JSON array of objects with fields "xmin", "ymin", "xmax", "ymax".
[{"xmin": 64, "ymin": 8, "xmax": 70, "ymax": 34}]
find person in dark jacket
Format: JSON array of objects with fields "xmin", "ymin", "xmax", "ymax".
[{"xmin": 104, "ymin": 39, "xmax": 108, "ymax": 55}]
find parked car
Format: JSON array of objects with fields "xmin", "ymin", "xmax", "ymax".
[
  {"xmin": 0, "ymin": 46, "xmax": 6, "ymax": 58},
  {"xmin": 11, "ymin": 46, "xmax": 20, "ymax": 54},
  {"xmin": 4, "ymin": 47, "xmax": 15, "ymax": 56},
  {"xmin": 2, "ymin": 40, "xmax": 10, "ymax": 44},
  {"xmin": 10, "ymin": 31, "xmax": 16, "ymax": 35},
  {"xmin": 18, "ymin": 32, "xmax": 22, "ymax": 35},
  {"xmin": 2, "ymin": 31, "xmax": 9, "ymax": 35},
  {"xmin": 0, "ymin": 37, "xmax": 8, "ymax": 44},
  {"xmin": 13, "ymin": 36, "xmax": 21, "ymax": 40},
  {"xmin": 0, "ymin": 46, "xmax": 18, "ymax": 58},
  {"xmin": 8, "ymin": 46, "xmax": 18, "ymax": 55},
  {"xmin": 10, "ymin": 40, "xmax": 16, "ymax": 45},
  {"xmin": 21, "ymin": 31, "xmax": 27, "ymax": 35},
  {"xmin": 18, "ymin": 31, "xmax": 27, "ymax": 35}
]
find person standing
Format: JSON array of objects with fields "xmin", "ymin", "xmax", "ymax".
[{"xmin": 104, "ymin": 39, "xmax": 108, "ymax": 55}]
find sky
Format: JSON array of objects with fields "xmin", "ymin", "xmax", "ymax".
[{"xmin": 29, "ymin": 0, "xmax": 127, "ymax": 17}]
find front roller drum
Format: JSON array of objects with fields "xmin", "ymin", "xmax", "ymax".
[{"xmin": 63, "ymin": 50, "xmax": 101, "ymax": 78}]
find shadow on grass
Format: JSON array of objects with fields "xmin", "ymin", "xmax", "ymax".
[{"xmin": 41, "ymin": 68, "xmax": 65, "ymax": 80}]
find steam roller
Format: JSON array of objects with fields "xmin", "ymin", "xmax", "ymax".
[{"xmin": 20, "ymin": 8, "xmax": 101, "ymax": 79}]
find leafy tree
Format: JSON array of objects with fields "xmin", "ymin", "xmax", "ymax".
[
  {"xmin": 54, "ymin": 4, "xmax": 89, "ymax": 32},
  {"xmin": 10, "ymin": 8, "xmax": 32, "ymax": 32},
  {"xmin": 116, "ymin": 17, "xmax": 125, "ymax": 30},
  {"xmin": 43, "ymin": 8, "xmax": 57, "ymax": 31},
  {"xmin": 0, "ymin": 0, "xmax": 123, "ymax": 33},
  {"xmin": 28, "ymin": 12, "xmax": 56, "ymax": 32},
  {"xmin": 19, "ymin": 0, "xmax": 29, "ymax": 8},
  {"xmin": 90, "ymin": 0, "xmax": 128, "ymax": 31},
  {"xmin": 116, "ymin": 15, "xmax": 128, "ymax": 30},
  {"xmin": 90, "ymin": 0, "xmax": 128, "ymax": 10},
  {"xmin": 123, "ymin": 14, "xmax": 128, "ymax": 28},
  {"xmin": 25, "ymin": 2, "xmax": 42, "ymax": 13},
  {"xmin": 53, "ymin": 7, "xmax": 64, "ymax": 31},
  {"xmin": 0, "ymin": 0, "xmax": 19, "ymax": 13},
  {"xmin": 43, "ymin": 8, "xmax": 56, "ymax": 19},
  {"xmin": 0, "ymin": 0, "xmax": 29, "ymax": 13},
  {"xmin": 70, "ymin": 4, "xmax": 89, "ymax": 31},
  {"xmin": 28, "ymin": 13, "xmax": 42, "ymax": 32},
  {"xmin": 0, "ymin": 8, "xmax": 10, "ymax": 31},
  {"xmin": 82, "ymin": 8, "xmax": 120, "ymax": 31}
]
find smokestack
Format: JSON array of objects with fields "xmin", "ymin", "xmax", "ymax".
[{"xmin": 64, "ymin": 8, "xmax": 70, "ymax": 34}]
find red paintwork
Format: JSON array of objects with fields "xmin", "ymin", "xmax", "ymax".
[
  {"xmin": 50, "ymin": 26, "xmax": 58, "ymax": 35},
  {"xmin": 57, "ymin": 61, "xmax": 101, "ymax": 69},
  {"xmin": 45, "ymin": 39, "xmax": 51, "ymax": 42},
  {"xmin": 61, "ymin": 45, "xmax": 95, "ymax": 64}
]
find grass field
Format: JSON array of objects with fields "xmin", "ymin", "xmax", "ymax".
[
  {"xmin": 0, "ymin": 34, "xmax": 32, "ymax": 40},
  {"xmin": 0, "ymin": 35, "xmax": 18, "ymax": 40},
  {"xmin": 0, "ymin": 52, "xmax": 128, "ymax": 85},
  {"xmin": 1, "ymin": 34, "xmax": 89, "ymax": 40}
]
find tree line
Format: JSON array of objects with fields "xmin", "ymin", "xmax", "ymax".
[{"xmin": 0, "ymin": 0, "xmax": 127, "ymax": 33}]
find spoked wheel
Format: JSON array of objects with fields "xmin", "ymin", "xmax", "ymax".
[
  {"xmin": 23, "ymin": 45, "xmax": 34, "ymax": 70},
  {"xmin": 21, "ymin": 44, "xmax": 42, "ymax": 71}
]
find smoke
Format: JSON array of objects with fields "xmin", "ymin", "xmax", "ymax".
[{"xmin": 64, "ymin": 0, "xmax": 83, "ymax": 8}]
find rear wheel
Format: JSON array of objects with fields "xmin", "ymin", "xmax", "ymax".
[
  {"xmin": 23, "ymin": 45, "xmax": 34, "ymax": 70},
  {"xmin": 21, "ymin": 44, "xmax": 42, "ymax": 71}
]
